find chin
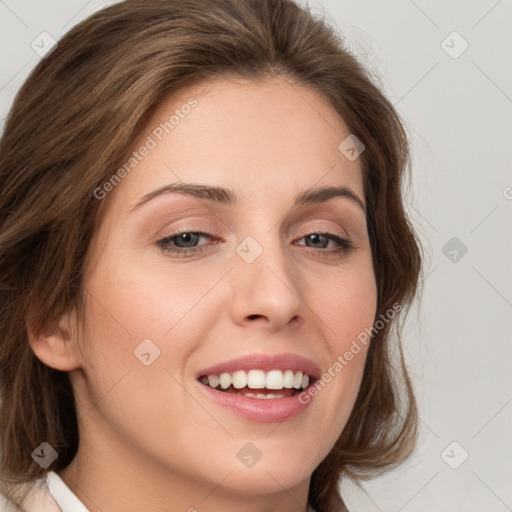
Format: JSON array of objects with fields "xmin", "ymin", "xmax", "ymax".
[
  {"xmin": 208, "ymin": 467, "xmax": 311, "ymax": 496},
  {"xmin": 194, "ymin": 445, "xmax": 320, "ymax": 495}
]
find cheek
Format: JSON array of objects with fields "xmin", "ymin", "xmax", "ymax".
[
  {"xmin": 83, "ymin": 248, "xmax": 212, "ymax": 346},
  {"xmin": 305, "ymin": 259, "xmax": 376, "ymax": 423},
  {"xmin": 76, "ymin": 252, "xmax": 217, "ymax": 436},
  {"xmin": 77, "ymin": 248, "xmax": 222, "ymax": 408},
  {"xmin": 314, "ymin": 257, "xmax": 377, "ymax": 348}
]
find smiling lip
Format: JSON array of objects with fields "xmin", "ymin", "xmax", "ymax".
[
  {"xmin": 195, "ymin": 353, "xmax": 321, "ymax": 380},
  {"xmin": 195, "ymin": 353, "xmax": 320, "ymax": 423},
  {"xmin": 198, "ymin": 384, "xmax": 313, "ymax": 422}
]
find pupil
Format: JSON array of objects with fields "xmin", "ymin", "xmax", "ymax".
[
  {"xmin": 308, "ymin": 234, "xmax": 326, "ymax": 248},
  {"xmin": 176, "ymin": 233, "xmax": 198, "ymax": 247}
]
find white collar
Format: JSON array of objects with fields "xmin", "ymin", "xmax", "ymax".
[{"xmin": 45, "ymin": 471, "xmax": 89, "ymax": 512}]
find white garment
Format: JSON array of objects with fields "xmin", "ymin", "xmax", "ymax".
[
  {"xmin": 1, "ymin": 471, "xmax": 318, "ymax": 511},
  {"xmin": 46, "ymin": 472, "xmax": 89, "ymax": 511},
  {"xmin": 0, "ymin": 472, "xmax": 87, "ymax": 512}
]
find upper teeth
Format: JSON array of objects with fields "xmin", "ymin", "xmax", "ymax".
[{"xmin": 200, "ymin": 369, "xmax": 310, "ymax": 390}]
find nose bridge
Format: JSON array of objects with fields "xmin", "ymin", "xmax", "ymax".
[{"xmin": 229, "ymin": 226, "xmax": 303, "ymax": 328}]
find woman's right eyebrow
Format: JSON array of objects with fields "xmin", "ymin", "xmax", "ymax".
[
  {"xmin": 130, "ymin": 182, "xmax": 366, "ymax": 213},
  {"xmin": 130, "ymin": 182, "xmax": 235, "ymax": 212}
]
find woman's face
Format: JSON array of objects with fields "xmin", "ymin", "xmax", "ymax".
[{"xmin": 67, "ymin": 76, "xmax": 377, "ymax": 505}]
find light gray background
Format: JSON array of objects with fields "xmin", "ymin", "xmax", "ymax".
[{"xmin": 1, "ymin": 1, "xmax": 511, "ymax": 511}]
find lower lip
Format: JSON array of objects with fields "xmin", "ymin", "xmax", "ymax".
[{"xmin": 197, "ymin": 381, "xmax": 315, "ymax": 423}]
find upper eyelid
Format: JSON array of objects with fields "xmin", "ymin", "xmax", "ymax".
[
  {"xmin": 160, "ymin": 225, "xmax": 349, "ymax": 238},
  {"xmin": 158, "ymin": 216, "xmax": 352, "ymax": 235}
]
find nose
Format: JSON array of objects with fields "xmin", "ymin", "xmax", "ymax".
[{"xmin": 228, "ymin": 238, "xmax": 304, "ymax": 332}]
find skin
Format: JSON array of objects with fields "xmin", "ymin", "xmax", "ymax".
[{"xmin": 30, "ymin": 75, "xmax": 377, "ymax": 512}]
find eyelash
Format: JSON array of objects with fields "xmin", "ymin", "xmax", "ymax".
[{"xmin": 155, "ymin": 229, "xmax": 354, "ymax": 258}]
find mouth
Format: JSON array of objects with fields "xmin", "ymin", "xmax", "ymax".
[
  {"xmin": 195, "ymin": 354, "xmax": 320, "ymax": 422},
  {"xmin": 197, "ymin": 369, "xmax": 317, "ymax": 399},
  {"xmin": 196, "ymin": 352, "xmax": 320, "ymax": 399}
]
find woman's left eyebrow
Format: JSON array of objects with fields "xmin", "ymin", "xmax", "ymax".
[{"xmin": 130, "ymin": 182, "xmax": 366, "ymax": 213}]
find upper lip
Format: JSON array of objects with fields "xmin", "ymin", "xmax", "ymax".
[{"xmin": 196, "ymin": 353, "xmax": 321, "ymax": 381}]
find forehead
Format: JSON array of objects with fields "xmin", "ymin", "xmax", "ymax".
[{"xmin": 104, "ymin": 75, "xmax": 364, "ymax": 215}]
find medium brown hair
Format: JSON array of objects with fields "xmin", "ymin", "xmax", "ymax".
[{"xmin": 0, "ymin": 1, "xmax": 422, "ymax": 511}]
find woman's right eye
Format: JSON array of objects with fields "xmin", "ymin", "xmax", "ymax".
[{"xmin": 156, "ymin": 231, "xmax": 213, "ymax": 257}]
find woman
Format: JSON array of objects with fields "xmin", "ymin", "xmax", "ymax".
[{"xmin": 0, "ymin": 0, "xmax": 422, "ymax": 511}]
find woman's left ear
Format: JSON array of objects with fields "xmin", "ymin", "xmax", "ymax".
[{"xmin": 27, "ymin": 307, "xmax": 83, "ymax": 372}]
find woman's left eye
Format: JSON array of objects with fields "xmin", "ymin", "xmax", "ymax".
[
  {"xmin": 296, "ymin": 232, "xmax": 353, "ymax": 254},
  {"xmin": 156, "ymin": 231, "xmax": 353, "ymax": 258}
]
